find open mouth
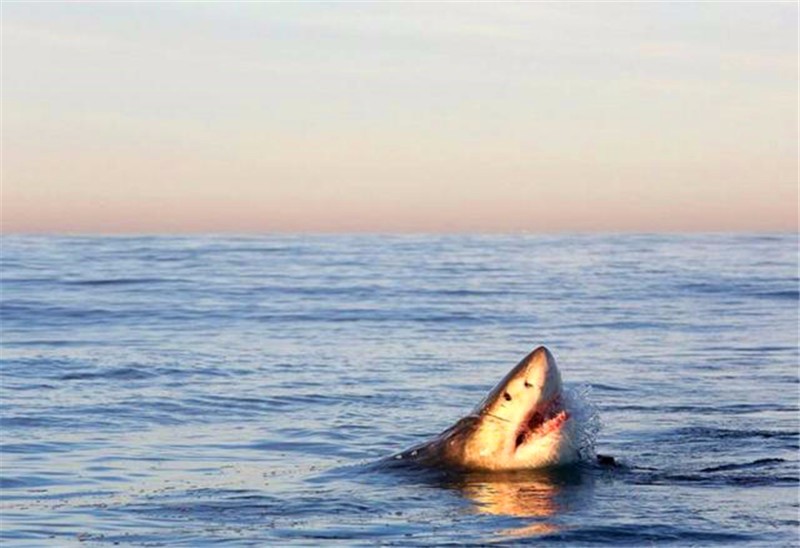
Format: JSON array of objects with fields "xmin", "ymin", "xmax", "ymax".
[{"xmin": 514, "ymin": 396, "xmax": 570, "ymax": 449}]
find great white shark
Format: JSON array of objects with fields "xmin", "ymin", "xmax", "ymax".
[{"xmin": 390, "ymin": 346, "xmax": 583, "ymax": 471}]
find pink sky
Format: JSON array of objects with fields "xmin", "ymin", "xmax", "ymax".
[{"xmin": 3, "ymin": 3, "xmax": 797, "ymax": 233}]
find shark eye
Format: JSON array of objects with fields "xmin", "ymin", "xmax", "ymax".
[
  {"xmin": 503, "ymin": 392, "xmax": 512, "ymax": 401},
  {"xmin": 524, "ymin": 381, "xmax": 532, "ymax": 388}
]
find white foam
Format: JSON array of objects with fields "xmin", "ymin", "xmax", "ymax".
[{"xmin": 563, "ymin": 384, "xmax": 602, "ymax": 462}]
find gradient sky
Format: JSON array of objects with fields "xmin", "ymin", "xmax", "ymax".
[{"xmin": 3, "ymin": 3, "xmax": 797, "ymax": 233}]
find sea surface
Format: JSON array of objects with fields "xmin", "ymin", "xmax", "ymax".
[{"xmin": 1, "ymin": 234, "xmax": 798, "ymax": 546}]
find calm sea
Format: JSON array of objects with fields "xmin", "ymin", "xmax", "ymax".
[{"xmin": 1, "ymin": 234, "xmax": 798, "ymax": 546}]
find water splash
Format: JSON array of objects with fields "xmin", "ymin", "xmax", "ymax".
[{"xmin": 564, "ymin": 384, "xmax": 602, "ymax": 462}]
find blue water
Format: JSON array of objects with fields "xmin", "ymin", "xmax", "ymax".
[{"xmin": 1, "ymin": 234, "xmax": 798, "ymax": 546}]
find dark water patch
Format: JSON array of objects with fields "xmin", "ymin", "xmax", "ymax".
[
  {"xmin": 700, "ymin": 458, "xmax": 786, "ymax": 473},
  {"xmin": 701, "ymin": 345, "xmax": 798, "ymax": 354},
  {"xmin": 118, "ymin": 487, "xmax": 382, "ymax": 525},
  {"xmin": 429, "ymin": 264, "xmax": 508, "ymax": 275},
  {"xmin": 241, "ymin": 439, "xmax": 372, "ymax": 459},
  {"xmin": 636, "ymin": 472, "xmax": 799, "ymax": 487},
  {"xmin": 89, "ymin": 454, "xmax": 170, "ymax": 464},
  {"xmin": 1, "ymin": 339, "xmax": 97, "ymax": 348},
  {"xmin": 417, "ymin": 288, "xmax": 517, "ymax": 298},
  {"xmin": 4, "ymin": 489, "xmax": 117, "ymax": 502},
  {"xmin": 723, "ymin": 402, "xmax": 798, "ymax": 413},
  {"xmin": 2, "ymin": 383, "xmax": 57, "ymax": 391},
  {"xmin": 756, "ymin": 290, "xmax": 799, "ymax": 301},
  {"xmin": 564, "ymin": 320, "xmax": 676, "ymax": 331},
  {"xmin": 281, "ymin": 392, "xmax": 396, "ymax": 407},
  {"xmin": 667, "ymin": 426, "xmax": 799, "ymax": 441},
  {"xmin": 1, "ymin": 441, "xmax": 85, "ymax": 454},
  {"xmin": 746, "ymin": 234, "xmax": 790, "ymax": 242},
  {"xmin": 2, "ymin": 302, "xmax": 258, "ymax": 328},
  {"xmin": 539, "ymin": 523, "xmax": 755, "ymax": 544},
  {"xmin": 120, "ymin": 488, "xmax": 281, "ymax": 518},
  {"xmin": 678, "ymin": 281, "xmax": 799, "ymax": 302},
  {"xmin": 211, "ymin": 245, "xmax": 299, "ymax": 254},
  {"xmin": 245, "ymin": 285, "xmax": 518, "ymax": 300},
  {"xmin": 2, "ymin": 400, "xmax": 205, "ymax": 431},
  {"xmin": 58, "ymin": 367, "xmax": 156, "ymax": 382},
  {"xmin": 611, "ymin": 404, "xmax": 797, "ymax": 416},
  {"xmin": 1, "ymin": 356, "xmax": 78, "ymax": 371},
  {"xmin": 0, "ymin": 302, "xmax": 144, "ymax": 326},
  {"xmin": 74, "ymin": 400, "xmax": 192, "ymax": 427},
  {"xmin": 249, "ymin": 284, "xmax": 386, "ymax": 298},
  {"xmin": 53, "ymin": 364, "xmax": 230, "ymax": 383},
  {"xmin": 137, "ymin": 250, "xmax": 201, "ymax": 263},
  {"xmin": 251, "ymin": 310, "xmax": 493, "ymax": 325},
  {"xmin": 4, "ymin": 392, "xmax": 350, "ymax": 428},
  {"xmin": 65, "ymin": 277, "xmax": 182, "ymax": 287},
  {"xmin": 590, "ymin": 383, "xmax": 632, "ymax": 393},
  {"xmin": 181, "ymin": 395, "xmax": 295, "ymax": 415},
  {"xmin": 0, "ymin": 276, "xmax": 59, "ymax": 285},
  {"xmin": 124, "ymin": 497, "xmax": 279, "ymax": 520},
  {"xmin": 1, "ymin": 415, "xmax": 87, "ymax": 429},
  {"xmin": 0, "ymin": 472, "xmax": 83, "ymax": 490}
]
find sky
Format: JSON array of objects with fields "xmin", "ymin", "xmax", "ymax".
[{"xmin": 2, "ymin": 3, "xmax": 797, "ymax": 234}]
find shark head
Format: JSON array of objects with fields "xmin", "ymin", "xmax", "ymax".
[{"xmin": 447, "ymin": 346, "xmax": 579, "ymax": 471}]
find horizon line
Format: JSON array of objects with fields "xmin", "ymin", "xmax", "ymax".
[{"xmin": 2, "ymin": 229, "xmax": 797, "ymax": 238}]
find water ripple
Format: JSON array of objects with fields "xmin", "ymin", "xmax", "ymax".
[{"xmin": 1, "ymin": 233, "xmax": 797, "ymax": 545}]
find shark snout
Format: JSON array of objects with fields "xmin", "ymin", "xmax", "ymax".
[{"xmin": 523, "ymin": 346, "xmax": 561, "ymax": 396}]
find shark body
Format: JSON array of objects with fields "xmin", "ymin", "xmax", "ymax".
[{"xmin": 391, "ymin": 346, "xmax": 580, "ymax": 471}]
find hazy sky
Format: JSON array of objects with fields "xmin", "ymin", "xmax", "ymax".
[{"xmin": 3, "ymin": 3, "xmax": 797, "ymax": 233}]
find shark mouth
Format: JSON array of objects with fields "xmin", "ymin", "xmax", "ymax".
[{"xmin": 514, "ymin": 396, "xmax": 570, "ymax": 449}]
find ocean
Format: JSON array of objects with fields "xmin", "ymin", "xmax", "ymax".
[{"xmin": 1, "ymin": 234, "xmax": 798, "ymax": 546}]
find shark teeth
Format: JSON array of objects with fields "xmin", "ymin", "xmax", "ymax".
[
  {"xmin": 514, "ymin": 397, "xmax": 569, "ymax": 449},
  {"xmin": 533, "ymin": 409, "xmax": 570, "ymax": 436}
]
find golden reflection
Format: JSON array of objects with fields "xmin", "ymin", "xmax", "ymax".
[{"xmin": 454, "ymin": 468, "xmax": 589, "ymax": 538}]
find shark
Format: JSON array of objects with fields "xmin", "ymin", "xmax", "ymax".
[{"xmin": 389, "ymin": 346, "xmax": 582, "ymax": 471}]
